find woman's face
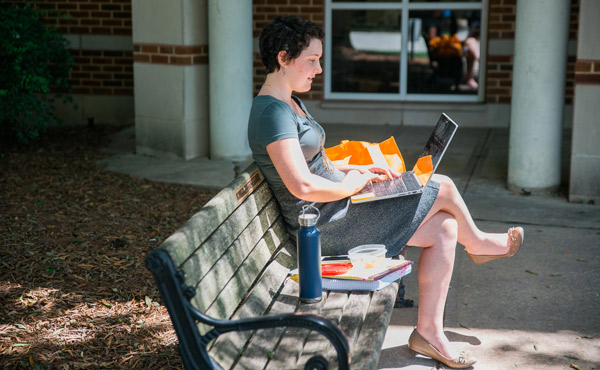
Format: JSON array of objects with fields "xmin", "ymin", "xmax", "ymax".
[{"xmin": 284, "ymin": 38, "xmax": 323, "ymax": 93}]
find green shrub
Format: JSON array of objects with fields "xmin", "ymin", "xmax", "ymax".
[{"xmin": 0, "ymin": 1, "xmax": 75, "ymax": 143}]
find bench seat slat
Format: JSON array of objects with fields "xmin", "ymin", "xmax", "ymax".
[
  {"xmin": 263, "ymin": 282, "xmax": 323, "ymax": 370},
  {"xmin": 296, "ymin": 291, "xmax": 349, "ymax": 368},
  {"xmin": 336, "ymin": 291, "xmax": 371, "ymax": 349},
  {"xmin": 229, "ymin": 275, "xmax": 301, "ymax": 370},
  {"xmin": 347, "ymin": 283, "xmax": 398, "ymax": 370}
]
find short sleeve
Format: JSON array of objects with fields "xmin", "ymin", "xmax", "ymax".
[{"xmin": 248, "ymin": 99, "xmax": 298, "ymax": 148}]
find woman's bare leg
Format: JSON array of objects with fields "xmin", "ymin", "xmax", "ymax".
[
  {"xmin": 422, "ymin": 174, "xmax": 510, "ymax": 256},
  {"xmin": 406, "ymin": 211, "xmax": 459, "ymax": 359},
  {"xmin": 464, "ymin": 37, "xmax": 480, "ymax": 89}
]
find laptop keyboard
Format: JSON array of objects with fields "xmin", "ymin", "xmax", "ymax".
[
  {"xmin": 369, "ymin": 172, "xmax": 422, "ymax": 197},
  {"xmin": 402, "ymin": 172, "xmax": 422, "ymax": 190}
]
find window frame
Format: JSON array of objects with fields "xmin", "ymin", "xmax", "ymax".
[{"xmin": 324, "ymin": 0, "xmax": 488, "ymax": 102}]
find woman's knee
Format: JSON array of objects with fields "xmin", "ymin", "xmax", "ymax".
[
  {"xmin": 438, "ymin": 212, "xmax": 458, "ymax": 243},
  {"xmin": 434, "ymin": 174, "xmax": 455, "ymax": 188},
  {"xmin": 433, "ymin": 174, "xmax": 459, "ymax": 200},
  {"xmin": 429, "ymin": 211, "xmax": 458, "ymax": 246}
]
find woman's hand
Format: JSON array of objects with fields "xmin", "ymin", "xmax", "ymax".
[
  {"xmin": 363, "ymin": 164, "xmax": 400, "ymax": 181},
  {"xmin": 341, "ymin": 170, "xmax": 381, "ymax": 194},
  {"xmin": 337, "ymin": 164, "xmax": 400, "ymax": 181}
]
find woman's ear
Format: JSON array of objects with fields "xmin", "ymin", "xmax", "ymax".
[{"xmin": 277, "ymin": 50, "xmax": 288, "ymax": 69}]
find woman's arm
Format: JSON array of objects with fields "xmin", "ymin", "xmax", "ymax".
[{"xmin": 267, "ymin": 138, "xmax": 380, "ymax": 202}]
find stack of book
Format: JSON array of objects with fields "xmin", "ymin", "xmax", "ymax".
[{"xmin": 290, "ymin": 256, "xmax": 413, "ymax": 292}]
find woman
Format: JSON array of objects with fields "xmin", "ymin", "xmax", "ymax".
[{"xmin": 248, "ymin": 15, "xmax": 523, "ymax": 369}]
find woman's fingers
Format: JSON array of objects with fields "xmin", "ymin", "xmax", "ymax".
[
  {"xmin": 368, "ymin": 166, "xmax": 399, "ymax": 180},
  {"xmin": 344, "ymin": 170, "xmax": 377, "ymax": 193}
]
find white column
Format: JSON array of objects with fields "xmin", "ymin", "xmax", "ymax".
[
  {"xmin": 569, "ymin": 0, "xmax": 600, "ymax": 204},
  {"xmin": 208, "ymin": 0, "xmax": 252, "ymax": 161},
  {"xmin": 508, "ymin": 0, "xmax": 571, "ymax": 193}
]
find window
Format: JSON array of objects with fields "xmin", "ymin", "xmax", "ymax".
[{"xmin": 325, "ymin": 0, "xmax": 486, "ymax": 102}]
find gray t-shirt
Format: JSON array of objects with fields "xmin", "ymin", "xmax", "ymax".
[{"xmin": 247, "ymin": 95, "xmax": 328, "ymax": 188}]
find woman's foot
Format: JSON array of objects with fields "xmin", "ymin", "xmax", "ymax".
[
  {"xmin": 408, "ymin": 329, "xmax": 477, "ymax": 368},
  {"xmin": 465, "ymin": 227, "xmax": 524, "ymax": 265},
  {"xmin": 466, "ymin": 78, "xmax": 478, "ymax": 89}
]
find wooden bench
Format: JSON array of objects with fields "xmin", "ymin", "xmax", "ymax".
[{"xmin": 145, "ymin": 163, "xmax": 405, "ymax": 370}]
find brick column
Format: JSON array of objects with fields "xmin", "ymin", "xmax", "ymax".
[
  {"xmin": 132, "ymin": 0, "xmax": 209, "ymax": 160},
  {"xmin": 569, "ymin": 0, "xmax": 600, "ymax": 203}
]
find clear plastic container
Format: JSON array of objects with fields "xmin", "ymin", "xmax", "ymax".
[{"xmin": 348, "ymin": 244, "xmax": 387, "ymax": 268}]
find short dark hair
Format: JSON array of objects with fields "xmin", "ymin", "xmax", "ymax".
[{"xmin": 259, "ymin": 16, "xmax": 325, "ymax": 74}]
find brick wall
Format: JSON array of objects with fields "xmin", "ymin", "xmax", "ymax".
[
  {"xmin": 575, "ymin": 60, "xmax": 600, "ymax": 85},
  {"xmin": 36, "ymin": 0, "xmax": 132, "ymax": 35},
  {"xmin": 487, "ymin": 0, "xmax": 516, "ymax": 39},
  {"xmin": 69, "ymin": 50, "xmax": 133, "ymax": 95},
  {"xmin": 20, "ymin": 0, "xmax": 134, "ymax": 96},
  {"xmin": 253, "ymin": 0, "xmax": 325, "ymax": 100},
  {"xmin": 132, "ymin": 44, "xmax": 209, "ymax": 66},
  {"xmin": 486, "ymin": 0, "xmax": 579, "ymax": 104}
]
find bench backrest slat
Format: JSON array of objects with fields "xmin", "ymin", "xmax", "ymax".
[
  {"xmin": 175, "ymin": 181, "xmax": 274, "ymax": 287},
  {"xmin": 188, "ymin": 200, "xmax": 285, "ymax": 312},
  {"xmin": 159, "ymin": 165, "xmax": 265, "ymax": 268},
  {"xmin": 204, "ymin": 231, "xmax": 283, "ymax": 321},
  {"xmin": 208, "ymin": 253, "xmax": 292, "ymax": 369}
]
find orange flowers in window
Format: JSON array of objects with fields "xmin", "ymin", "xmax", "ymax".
[{"xmin": 429, "ymin": 34, "xmax": 463, "ymax": 58}]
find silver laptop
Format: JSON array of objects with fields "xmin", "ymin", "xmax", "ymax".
[{"xmin": 351, "ymin": 113, "xmax": 458, "ymax": 204}]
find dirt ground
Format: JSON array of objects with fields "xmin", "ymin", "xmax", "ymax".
[{"xmin": 0, "ymin": 126, "xmax": 218, "ymax": 369}]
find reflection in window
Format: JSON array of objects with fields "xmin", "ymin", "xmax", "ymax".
[
  {"xmin": 331, "ymin": 10, "xmax": 402, "ymax": 93},
  {"xmin": 408, "ymin": 9, "xmax": 481, "ymax": 94},
  {"xmin": 327, "ymin": 1, "xmax": 484, "ymax": 101}
]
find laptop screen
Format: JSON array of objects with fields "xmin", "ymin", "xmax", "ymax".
[{"xmin": 419, "ymin": 114, "xmax": 458, "ymax": 173}]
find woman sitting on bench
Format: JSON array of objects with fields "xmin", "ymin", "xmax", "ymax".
[{"xmin": 247, "ymin": 15, "xmax": 524, "ymax": 369}]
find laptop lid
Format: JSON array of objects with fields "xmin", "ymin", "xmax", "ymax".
[{"xmin": 415, "ymin": 113, "xmax": 458, "ymax": 175}]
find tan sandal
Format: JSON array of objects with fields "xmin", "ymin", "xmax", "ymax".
[
  {"xmin": 408, "ymin": 329, "xmax": 477, "ymax": 368},
  {"xmin": 466, "ymin": 227, "xmax": 524, "ymax": 265}
]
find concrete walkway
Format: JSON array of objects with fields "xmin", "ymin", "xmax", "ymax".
[{"xmin": 100, "ymin": 124, "xmax": 600, "ymax": 370}]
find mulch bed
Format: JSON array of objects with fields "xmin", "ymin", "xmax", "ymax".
[{"xmin": 0, "ymin": 125, "xmax": 218, "ymax": 369}]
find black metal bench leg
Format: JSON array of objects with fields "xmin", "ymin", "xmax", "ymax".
[
  {"xmin": 393, "ymin": 248, "xmax": 414, "ymax": 308},
  {"xmin": 394, "ymin": 278, "xmax": 414, "ymax": 308}
]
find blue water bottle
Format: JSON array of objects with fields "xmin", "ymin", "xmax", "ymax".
[{"xmin": 297, "ymin": 205, "xmax": 323, "ymax": 303}]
